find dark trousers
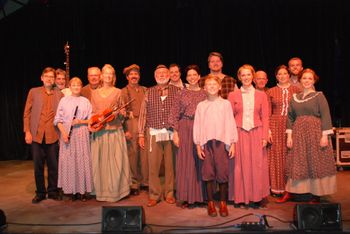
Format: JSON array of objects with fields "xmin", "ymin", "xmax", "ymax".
[
  {"xmin": 201, "ymin": 140, "xmax": 229, "ymax": 183},
  {"xmin": 31, "ymin": 141, "xmax": 59, "ymax": 197}
]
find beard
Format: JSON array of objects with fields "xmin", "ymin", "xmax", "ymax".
[{"xmin": 156, "ymin": 78, "xmax": 169, "ymax": 85}]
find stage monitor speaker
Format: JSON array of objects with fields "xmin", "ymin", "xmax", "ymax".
[
  {"xmin": 293, "ymin": 203, "xmax": 342, "ymax": 231},
  {"xmin": 0, "ymin": 209, "xmax": 6, "ymax": 231},
  {"xmin": 102, "ymin": 206, "xmax": 144, "ymax": 233}
]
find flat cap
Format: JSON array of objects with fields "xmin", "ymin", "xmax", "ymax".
[{"xmin": 123, "ymin": 64, "xmax": 140, "ymax": 75}]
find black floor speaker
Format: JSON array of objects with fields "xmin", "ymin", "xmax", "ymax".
[
  {"xmin": 293, "ymin": 203, "xmax": 342, "ymax": 231},
  {"xmin": 0, "ymin": 209, "xmax": 6, "ymax": 231},
  {"xmin": 102, "ymin": 206, "xmax": 144, "ymax": 233}
]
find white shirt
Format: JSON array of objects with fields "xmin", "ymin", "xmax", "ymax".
[{"xmin": 241, "ymin": 86, "xmax": 255, "ymax": 131}]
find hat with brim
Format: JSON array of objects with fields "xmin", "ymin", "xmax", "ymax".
[{"xmin": 123, "ymin": 64, "xmax": 140, "ymax": 76}]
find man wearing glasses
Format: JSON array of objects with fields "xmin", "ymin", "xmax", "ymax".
[{"xmin": 23, "ymin": 67, "xmax": 63, "ymax": 203}]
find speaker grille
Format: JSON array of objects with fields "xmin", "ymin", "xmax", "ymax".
[
  {"xmin": 104, "ymin": 209, "xmax": 124, "ymax": 231},
  {"xmin": 102, "ymin": 206, "xmax": 143, "ymax": 233},
  {"xmin": 294, "ymin": 203, "xmax": 342, "ymax": 231},
  {"xmin": 300, "ymin": 207, "xmax": 322, "ymax": 229}
]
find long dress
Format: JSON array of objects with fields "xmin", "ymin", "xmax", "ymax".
[
  {"xmin": 266, "ymin": 84, "xmax": 300, "ymax": 194},
  {"xmin": 168, "ymin": 88, "xmax": 207, "ymax": 204},
  {"xmin": 228, "ymin": 87, "xmax": 270, "ymax": 204},
  {"xmin": 90, "ymin": 88, "xmax": 131, "ymax": 202},
  {"xmin": 285, "ymin": 91, "xmax": 336, "ymax": 196},
  {"xmin": 54, "ymin": 95, "xmax": 93, "ymax": 195}
]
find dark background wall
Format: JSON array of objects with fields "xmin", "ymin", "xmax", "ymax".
[{"xmin": 1, "ymin": 0, "xmax": 349, "ymax": 160}]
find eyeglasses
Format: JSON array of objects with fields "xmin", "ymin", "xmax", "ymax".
[{"xmin": 102, "ymin": 72, "xmax": 114, "ymax": 76}]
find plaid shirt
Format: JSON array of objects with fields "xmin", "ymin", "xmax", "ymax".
[
  {"xmin": 199, "ymin": 74, "xmax": 237, "ymax": 99},
  {"xmin": 138, "ymin": 84, "xmax": 180, "ymax": 136}
]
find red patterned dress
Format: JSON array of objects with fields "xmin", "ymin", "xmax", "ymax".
[
  {"xmin": 266, "ymin": 84, "xmax": 300, "ymax": 194},
  {"xmin": 285, "ymin": 91, "xmax": 336, "ymax": 196}
]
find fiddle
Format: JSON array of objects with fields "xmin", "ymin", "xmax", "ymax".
[{"xmin": 89, "ymin": 99, "xmax": 134, "ymax": 132}]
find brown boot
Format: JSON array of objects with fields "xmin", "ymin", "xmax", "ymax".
[
  {"xmin": 207, "ymin": 201, "xmax": 217, "ymax": 217},
  {"xmin": 219, "ymin": 201, "xmax": 228, "ymax": 217},
  {"xmin": 276, "ymin": 192, "xmax": 292, "ymax": 203}
]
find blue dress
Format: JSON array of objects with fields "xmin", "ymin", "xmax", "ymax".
[{"xmin": 54, "ymin": 95, "xmax": 93, "ymax": 194}]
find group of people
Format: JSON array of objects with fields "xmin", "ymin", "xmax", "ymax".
[{"xmin": 23, "ymin": 52, "xmax": 337, "ymax": 218}]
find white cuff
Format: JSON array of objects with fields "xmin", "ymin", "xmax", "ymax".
[{"xmin": 322, "ymin": 129, "xmax": 334, "ymax": 135}]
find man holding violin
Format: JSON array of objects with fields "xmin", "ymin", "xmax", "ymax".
[
  {"xmin": 121, "ymin": 64, "xmax": 148, "ymax": 196},
  {"xmin": 138, "ymin": 65, "xmax": 180, "ymax": 207}
]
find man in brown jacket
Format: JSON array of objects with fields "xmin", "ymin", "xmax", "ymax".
[
  {"xmin": 23, "ymin": 67, "xmax": 63, "ymax": 203},
  {"xmin": 121, "ymin": 64, "xmax": 148, "ymax": 196}
]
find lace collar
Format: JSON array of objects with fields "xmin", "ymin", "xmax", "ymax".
[
  {"xmin": 277, "ymin": 83, "xmax": 291, "ymax": 89},
  {"xmin": 293, "ymin": 91, "xmax": 321, "ymax": 103}
]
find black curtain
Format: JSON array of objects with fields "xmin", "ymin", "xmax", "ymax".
[{"xmin": 1, "ymin": 0, "xmax": 349, "ymax": 160}]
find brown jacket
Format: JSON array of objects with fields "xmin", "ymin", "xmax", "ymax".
[{"xmin": 23, "ymin": 86, "xmax": 63, "ymax": 141}]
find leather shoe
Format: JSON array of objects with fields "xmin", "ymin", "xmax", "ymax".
[
  {"xmin": 207, "ymin": 201, "xmax": 217, "ymax": 217},
  {"xmin": 48, "ymin": 193, "xmax": 59, "ymax": 200},
  {"xmin": 130, "ymin": 189, "xmax": 140, "ymax": 196},
  {"xmin": 276, "ymin": 192, "xmax": 292, "ymax": 203},
  {"xmin": 147, "ymin": 199, "xmax": 159, "ymax": 207},
  {"xmin": 165, "ymin": 197, "xmax": 176, "ymax": 204},
  {"xmin": 271, "ymin": 192, "xmax": 283, "ymax": 198},
  {"xmin": 219, "ymin": 201, "xmax": 228, "ymax": 217},
  {"xmin": 80, "ymin": 194, "xmax": 88, "ymax": 202},
  {"xmin": 32, "ymin": 195, "xmax": 46, "ymax": 204},
  {"xmin": 181, "ymin": 201, "xmax": 189, "ymax": 209},
  {"xmin": 249, "ymin": 202, "xmax": 261, "ymax": 209},
  {"xmin": 71, "ymin": 194, "xmax": 79, "ymax": 201}
]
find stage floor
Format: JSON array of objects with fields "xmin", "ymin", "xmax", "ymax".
[{"xmin": 0, "ymin": 160, "xmax": 349, "ymax": 233}]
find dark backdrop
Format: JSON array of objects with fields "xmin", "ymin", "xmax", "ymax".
[{"xmin": 1, "ymin": 0, "xmax": 349, "ymax": 160}]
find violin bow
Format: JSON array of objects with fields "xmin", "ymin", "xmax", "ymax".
[{"xmin": 93, "ymin": 98, "xmax": 135, "ymax": 128}]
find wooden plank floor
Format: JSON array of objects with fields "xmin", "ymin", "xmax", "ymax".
[{"xmin": 0, "ymin": 160, "xmax": 349, "ymax": 233}]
